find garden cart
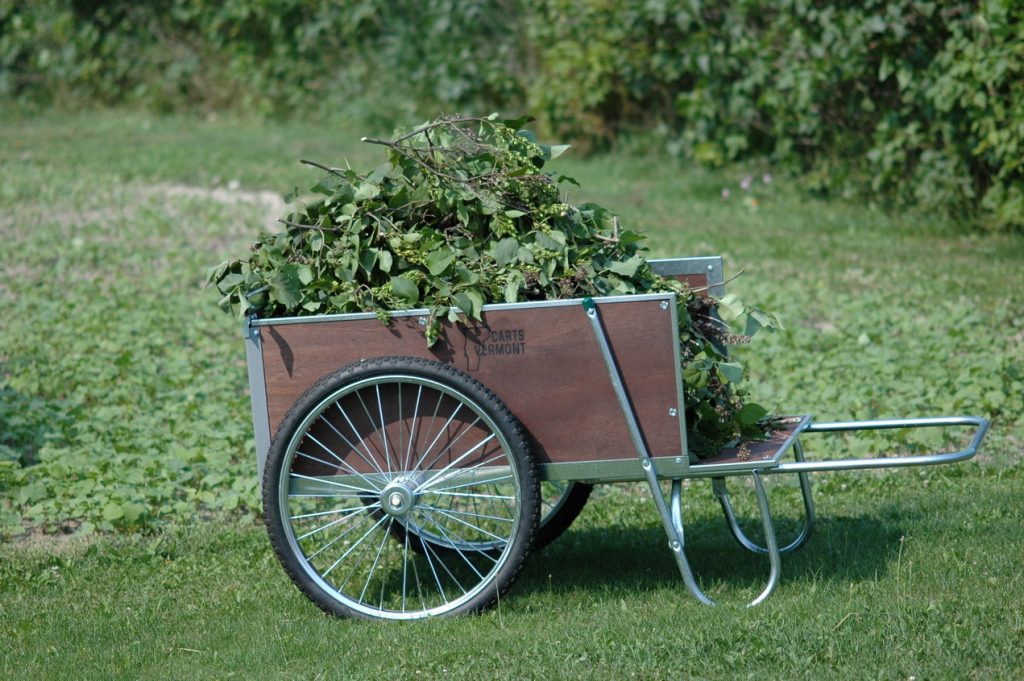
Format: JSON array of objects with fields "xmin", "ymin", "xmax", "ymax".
[{"xmin": 242, "ymin": 256, "xmax": 989, "ymax": 620}]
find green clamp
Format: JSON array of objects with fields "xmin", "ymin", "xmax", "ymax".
[{"xmin": 582, "ymin": 297, "xmax": 596, "ymax": 312}]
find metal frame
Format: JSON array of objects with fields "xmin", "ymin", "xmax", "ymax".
[
  {"xmin": 244, "ymin": 315, "xmax": 272, "ymax": 482},
  {"xmin": 247, "ymin": 290, "xmax": 680, "ymax": 328},
  {"xmin": 581, "ymin": 296, "xmax": 989, "ymax": 607},
  {"xmin": 648, "ymin": 256, "xmax": 726, "ymax": 298}
]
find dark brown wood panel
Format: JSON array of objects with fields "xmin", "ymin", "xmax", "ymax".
[
  {"xmin": 260, "ymin": 299, "xmax": 683, "ymax": 465},
  {"xmin": 674, "ymin": 273, "xmax": 709, "ymax": 296}
]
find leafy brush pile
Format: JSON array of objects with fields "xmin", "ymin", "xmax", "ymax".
[{"xmin": 209, "ymin": 114, "xmax": 777, "ymax": 456}]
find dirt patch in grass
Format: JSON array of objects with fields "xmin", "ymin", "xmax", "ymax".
[
  {"xmin": 4, "ymin": 525, "xmax": 96, "ymax": 557},
  {"xmin": 150, "ymin": 182, "xmax": 284, "ymax": 231}
]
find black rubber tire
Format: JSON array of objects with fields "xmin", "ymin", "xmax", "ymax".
[
  {"xmin": 533, "ymin": 481, "xmax": 593, "ymax": 550},
  {"xmin": 263, "ymin": 356, "xmax": 539, "ymax": 620}
]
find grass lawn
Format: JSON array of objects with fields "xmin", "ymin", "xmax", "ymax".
[{"xmin": 1, "ymin": 109, "xmax": 1022, "ymax": 680}]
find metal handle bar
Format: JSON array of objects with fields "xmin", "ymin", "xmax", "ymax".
[{"xmin": 767, "ymin": 415, "xmax": 990, "ymax": 475}]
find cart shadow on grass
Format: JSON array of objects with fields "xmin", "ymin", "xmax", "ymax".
[{"xmin": 518, "ymin": 507, "xmax": 911, "ymax": 600}]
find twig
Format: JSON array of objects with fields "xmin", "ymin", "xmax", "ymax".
[
  {"xmin": 385, "ymin": 116, "xmax": 487, "ymax": 145},
  {"xmin": 688, "ymin": 268, "xmax": 746, "ymax": 294},
  {"xmin": 299, "ymin": 159, "xmax": 347, "ymax": 178},
  {"xmin": 278, "ymin": 218, "xmax": 342, "ymax": 232},
  {"xmin": 594, "ymin": 215, "xmax": 621, "ymax": 243}
]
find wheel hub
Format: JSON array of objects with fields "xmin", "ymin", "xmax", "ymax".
[{"xmin": 380, "ymin": 481, "xmax": 416, "ymax": 517}]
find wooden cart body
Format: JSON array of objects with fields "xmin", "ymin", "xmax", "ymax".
[{"xmin": 244, "ymin": 256, "xmax": 989, "ymax": 616}]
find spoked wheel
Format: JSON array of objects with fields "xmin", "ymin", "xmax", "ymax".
[
  {"xmin": 534, "ymin": 481, "xmax": 593, "ymax": 550},
  {"xmin": 263, "ymin": 356, "xmax": 539, "ymax": 620}
]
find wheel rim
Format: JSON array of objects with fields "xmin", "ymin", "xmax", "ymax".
[{"xmin": 275, "ymin": 374, "xmax": 524, "ymax": 619}]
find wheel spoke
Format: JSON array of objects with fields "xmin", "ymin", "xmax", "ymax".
[
  {"xmin": 420, "ymin": 451, "xmax": 511, "ymax": 493},
  {"xmin": 322, "ymin": 514, "xmax": 390, "ymax": 577},
  {"xmin": 306, "ymin": 509, "xmax": 377, "ymax": 561},
  {"xmin": 355, "ymin": 391, "xmax": 390, "ymax": 475},
  {"xmin": 294, "ymin": 501, "xmax": 378, "ymax": 540},
  {"xmin": 332, "ymin": 404, "xmax": 387, "ymax": 477},
  {"xmin": 374, "ymin": 384, "xmax": 393, "ymax": 475},
  {"xmin": 416, "ymin": 512, "xmax": 501, "ymax": 566},
  {"xmin": 420, "ymin": 505, "xmax": 514, "ymax": 524},
  {"xmin": 428, "ymin": 490, "xmax": 516, "ymax": 501},
  {"xmin": 418, "ymin": 415, "xmax": 485, "ymax": 476},
  {"xmin": 418, "ymin": 433, "xmax": 496, "ymax": 491},
  {"xmin": 297, "ymin": 447, "xmax": 382, "ymax": 492},
  {"xmin": 309, "ymin": 409, "xmax": 385, "ymax": 477},
  {"xmin": 291, "ymin": 504, "xmax": 369, "ymax": 521},
  {"xmin": 360, "ymin": 517, "xmax": 395, "ymax": 603},
  {"xmin": 290, "ymin": 471, "xmax": 377, "ymax": 495},
  {"xmin": 416, "ymin": 523, "xmax": 451, "ymax": 604},
  {"xmin": 415, "ymin": 514, "xmax": 488, "ymax": 580},
  {"xmin": 401, "ymin": 526, "xmax": 411, "ymax": 612},
  {"xmin": 403, "ymin": 384, "xmax": 423, "ymax": 472},
  {"xmin": 410, "ymin": 402, "xmax": 467, "ymax": 472},
  {"xmin": 424, "ymin": 506, "xmax": 510, "ymax": 543}
]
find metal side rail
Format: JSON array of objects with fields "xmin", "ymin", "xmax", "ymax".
[
  {"xmin": 582, "ymin": 298, "xmax": 780, "ymax": 608},
  {"xmin": 710, "ymin": 415, "xmax": 988, "ymax": 557},
  {"xmin": 766, "ymin": 416, "xmax": 989, "ymax": 476}
]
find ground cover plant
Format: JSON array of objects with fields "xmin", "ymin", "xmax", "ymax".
[{"xmin": 1, "ymin": 110, "xmax": 1022, "ymax": 679}]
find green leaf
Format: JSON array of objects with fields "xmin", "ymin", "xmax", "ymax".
[
  {"xmin": 515, "ymin": 129, "xmax": 538, "ymax": 145},
  {"xmin": 478, "ymin": 192, "xmax": 500, "ymax": 215},
  {"xmin": 737, "ymin": 403, "xmax": 768, "ymax": 425},
  {"xmin": 744, "ymin": 314, "xmax": 762, "ymax": 337},
  {"xmin": 717, "ymin": 293, "xmax": 744, "ymax": 322},
  {"xmin": 122, "ymin": 502, "xmax": 146, "ymax": 524},
  {"xmin": 216, "ymin": 272, "xmax": 245, "ymax": 292},
  {"xmin": 502, "ymin": 115, "xmax": 535, "ymax": 130},
  {"xmin": 296, "ymin": 264, "xmax": 314, "ymax": 285},
  {"xmin": 102, "ymin": 503, "xmax": 123, "ymax": 521},
  {"xmin": 354, "ymin": 182, "xmax": 380, "ymax": 201},
  {"xmin": 359, "ymin": 248, "xmax": 379, "ymax": 275},
  {"xmin": 716, "ymin": 362, "xmax": 744, "ymax": 384},
  {"xmin": 270, "ymin": 265, "xmax": 302, "ymax": 307},
  {"xmin": 452, "ymin": 291, "xmax": 472, "ymax": 314},
  {"xmin": 534, "ymin": 231, "xmax": 564, "ymax": 252},
  {"xmin": 608, "ymin": 256, "xmax": 644, "ymax": 277},
  {"xmin": 390, "ymin": 277, "xmax": 419, "ymax": 304},
  {"xmin": 503, "ymin": 271, "xmax": 524, "ymax": 303},
  {"xmin": 426, "ymin": 249, "xmax": 455, "ymax": 275},
  {"xmin": 494, "ymin": 238, "xmax": 519, "ymax": 265},
  {"xmin": 464, "ymin": 288, "xmax": 485, "ymax": 319},
  {"xmin": 547, "ymin": 144, "xmax": 570, "ymax": 160}
]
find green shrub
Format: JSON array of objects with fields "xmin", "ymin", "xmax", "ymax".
[
  {"xmin": 525, "ymin": 0, "xmax": 1024, "ymax": 231},
  {"xmin": 2, "ymin": 0, "xmax": 1021, "ymax": 230}
]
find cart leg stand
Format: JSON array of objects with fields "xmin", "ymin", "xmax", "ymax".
[
  {"xmin": 713, "ymin": 438, "xmax": 816, "ymax": 555},
  {"xmin": 584, "ymin": 298, "xmax": 783, "ymax": 607}
]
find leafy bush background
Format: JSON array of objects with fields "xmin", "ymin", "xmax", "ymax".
[{"xmin": 3, "ymin": 0, "xmax": 1022, "ymax": 231}]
